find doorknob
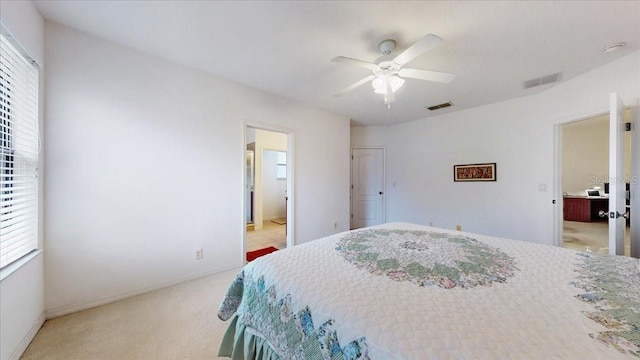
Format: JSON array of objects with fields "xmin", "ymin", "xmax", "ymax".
[
  {"xmin": 379, "ymin": 191, "xmax": 384, "ymax": 195},
  {"xmin": 600, "ymin": 210, "xmax": 630, "ymax": 219}
]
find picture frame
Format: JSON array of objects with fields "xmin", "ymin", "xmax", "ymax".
[{"xmin": 454, "ymin": 163, "xmax": 496, "ymax": 182}]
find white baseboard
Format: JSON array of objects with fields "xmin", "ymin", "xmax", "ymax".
[
  {"xmin": 45, "ymin": 266, "xmax": 239, "ymax": 319},
  {"xmin": 9, "ymin": 312, "xmax": 45, "ymax": 360}
]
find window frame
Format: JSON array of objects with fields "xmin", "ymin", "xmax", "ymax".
[{"xmin": 0, "ymin": 27, "xmax": 40, "ymax": 270}]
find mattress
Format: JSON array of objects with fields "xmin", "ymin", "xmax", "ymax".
[{"xmin": 218, "ymin": 222, "xmax": 639, "ymax": 359}]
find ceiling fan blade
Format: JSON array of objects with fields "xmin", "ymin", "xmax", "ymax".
[
  {"xmin": 398, "ymin": 68, "xmax": 456, "ymax": 83},
  {"xmin": 393, "ymin": 34, "xmax": 443, "ymax": 66},
  {"xmin": 333, "ymin": 75, "xmax": 376, "ymax": 97},
  {"xmin": 331, "ymin": 56, "xmax": 377, "ymax": 70}
]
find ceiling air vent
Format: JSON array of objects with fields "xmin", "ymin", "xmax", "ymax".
[
  {"xmin": 523, "ymin": 72, "xmax": 562, "ymax": 89},
  {"xmin": 427, "ymin": 102, "xmax": 453, "ymax": 111}
]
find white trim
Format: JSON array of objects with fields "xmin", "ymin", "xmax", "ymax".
[
  {"xmin": 552, "ymin": 105, "xmax": 637, "ymax": 251},
  {"xmin": 8, "ymin": 311, "xmax": 44, "ymax": 360},
  {"xmin": 630, "ymin": 98, "xmax": 639, "ymax": 258},
  {"xmin": 45, "ymin": 265, "xmax": 239, "ymax": 319},
  {"xmin": 0, "ymin": 249, "xmax": 42, "ymax": 282},
  {"xmin": 553, "ymin": 125, "xmax": 563, "ymax": 248},
  {"xmin": 0, "ymin": 22, "xmax": 39, "ymax": 69},
  {"xmin": 553, "ymin": 111, "xmax": 608, "ymax": 248},
  {"xmin": 243, "ymin": 122, "xmax": 295, "ymax": 260},
  {"xmin": 286, "ymin": 132, "xmax": 295, "ymax": 248}
]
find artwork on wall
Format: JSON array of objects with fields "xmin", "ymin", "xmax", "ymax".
[{"xmin": 454, "ymin": 163, "xmax": 497, "ymax": 182}]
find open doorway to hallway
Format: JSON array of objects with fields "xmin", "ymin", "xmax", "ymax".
[
  {"xmin": 561, "ymin": 111, "xmax": 631, "ymax": 256},
  {"xmin": 245, "ymin": 127, "xmax": 289, "ymax": 258}
]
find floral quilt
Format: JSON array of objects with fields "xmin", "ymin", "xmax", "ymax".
[
  {"xmin": 218, "ymin": 222, "xmax": 638, "ymax": 359},
  {"xmin": 571, "ymin": 252, "xmax": 640, "ymax": 356}
]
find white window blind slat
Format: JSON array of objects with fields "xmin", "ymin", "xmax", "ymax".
[
  {"xmin": 1, "ymin": 219, "xmax": 32, "ymax": 237},
  {"xmin": 0, "ymin": 179, "xmax": 36, "ymax": 186},
  {"xmin": 2, "ymin": 233, "xmax": 36, "ymax": 252},
  {"xmin": 2, "ymin": 242, "xmax": 36, "ymax": 262},
  {"xmin": 1, "ymin": 209, "xmax": 37, "ymax": 227},
  {"xmin": 0, "ymin": 185, "xmax": 33, "ymax": 193},
  {"xmin": 1, "ymin": 196, "xmax": 36, "ymax": 207},
  {"xmin": 0, "ymin": 201, "xmax": 34, "ymax": 216},
  {"xmin": 1, "ymin": 237, "xmax": 36, "ymax": 263},
  {"xmin": 0, "ymin": 30, "xmax": 39, "ymax": 269}
]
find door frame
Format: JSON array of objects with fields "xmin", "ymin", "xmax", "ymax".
[
  {"xmin": 243, "ymin": 122, "xmax": 294, "ymax": 262},
  {"xmin": 553, "ymin": 111, "xmax": 608, "ymax": 248},
  {"xmin": 609, "ymin": 93, "xmax": 626, "ymax": 255},
  {"xmin": 553, "ymin": 101, "xmax": 638, "ymax": 256},
  {"xmin": 630, "ymin": 98, "xmax": 639, "ymax": 258},
  {"xmin": 350, "ymin": 146, "xmax": 386, "ymax": 229}
]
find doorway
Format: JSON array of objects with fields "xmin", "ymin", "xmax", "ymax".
[
  {"xmin": 351, "ymin": 147, "xmax": 385, "ymax": 229},
  {"xmin": 245, "ymin": 126, "xmax": 292, "ymax": 260},
  {"xmin": 557, "ymin": 107, "xmax": 632, "ymax": 256}
]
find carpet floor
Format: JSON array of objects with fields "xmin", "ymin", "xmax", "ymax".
[
  {"xmin": 563, "ymin": 220, "xmax": 631, "ymax": 256},
  {"xmin": 21, "ymin": 268, "xmax": 240, "ymax": 360}
]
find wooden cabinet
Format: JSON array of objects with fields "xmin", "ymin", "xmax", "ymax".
[{"xmin": 563, "ymin": 197, "xmax": 608, "ymax": 222}]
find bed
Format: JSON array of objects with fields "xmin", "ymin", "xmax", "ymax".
[{"xmin": 218, "ymin": 222, "xmax": 639, "ymax": 359}]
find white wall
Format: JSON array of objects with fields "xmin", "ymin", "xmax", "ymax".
[
  {"xmin": 562, "ymin": 116, "xmax": 609, "ymax": 195},
  {"xmin": 562, "ymin": 113, "xmax": 632, "ymax": 195},
  {"xmin": 0, "ymin": 1, "xmax": 45, "ymax": 360},
  {"xmin": 44, "ymin": 22, "xmax": 350, "ymax": 316},
  {"xmin": 352, "ymin": 50, "xmax": 640, "ymax": 245}
]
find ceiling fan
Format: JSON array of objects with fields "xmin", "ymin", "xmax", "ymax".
[{"xmin": 332, "ymin": 34, "xmax": 455, "ymax": 107}]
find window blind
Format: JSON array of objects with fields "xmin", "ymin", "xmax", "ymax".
[{"xmin": 0, "ymin": 31, "xmax": 39, "ymax": 269}]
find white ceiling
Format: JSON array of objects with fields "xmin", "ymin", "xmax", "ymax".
[{"xmin": 33, "ymin": 1, "xmax": 640, "ymax": 126}]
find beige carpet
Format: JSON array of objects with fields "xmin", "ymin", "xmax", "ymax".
[
  {"xmin": 21, "ymin": 268, "xmax": 240, "ymax": 360},
  {"xmin": 563, "ymin": 220, "xmax": 631, "ymax": 256}
]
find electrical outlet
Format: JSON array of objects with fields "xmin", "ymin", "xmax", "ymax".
[
  {"xmin": 455, "ymin": 225, "xmax": 462, "ymax": 231},
  {"xmin": 195, "ymin": 248, "xmax": 203, "ymax": 260},
  {"xmin": 429, "ymin": 221, "xmax": 433, "ymax": 226}
]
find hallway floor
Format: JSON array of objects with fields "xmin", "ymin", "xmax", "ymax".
[
  {"xmin": 246, "ymin": 221, "xmax": 286, "ymax": 252},
  {"xmin": 563, "ymin": 220, "xmax": 631, "ymax": 256}
]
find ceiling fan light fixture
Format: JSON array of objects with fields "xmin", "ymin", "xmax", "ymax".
[
  {"xmin": 332, "ymin": 33, "xmax": 454, "ymax": 107},
  {"xmin": 372, "ymin": 75, "xmax": 404, "ymax": 94}
]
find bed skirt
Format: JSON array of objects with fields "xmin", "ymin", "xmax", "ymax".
[{"xmin": 218, "ymin": 315, "xmax": 281, "ymax": 360}]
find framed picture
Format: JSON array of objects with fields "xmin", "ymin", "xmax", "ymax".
[{"xmin": 454, "ymin": 163, "xmax": 496, "ymax": 182}]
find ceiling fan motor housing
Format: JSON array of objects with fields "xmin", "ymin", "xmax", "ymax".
[{"xmin": 378, "ymin": 39, "xmax": 396, "ymax": 55}]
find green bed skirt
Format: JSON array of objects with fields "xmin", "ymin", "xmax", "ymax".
[{"xmin": 218, "ymin": 315, "xmax": 281, "ymax": 360}]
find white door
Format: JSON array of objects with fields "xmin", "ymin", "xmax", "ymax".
[
  {"xmin": 351, "ymin": 148, "xmax": 384, "ymax": 229},
  {"xmin": 608, "ymin": 93, "xmax": 626, "ymax": 255}
]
